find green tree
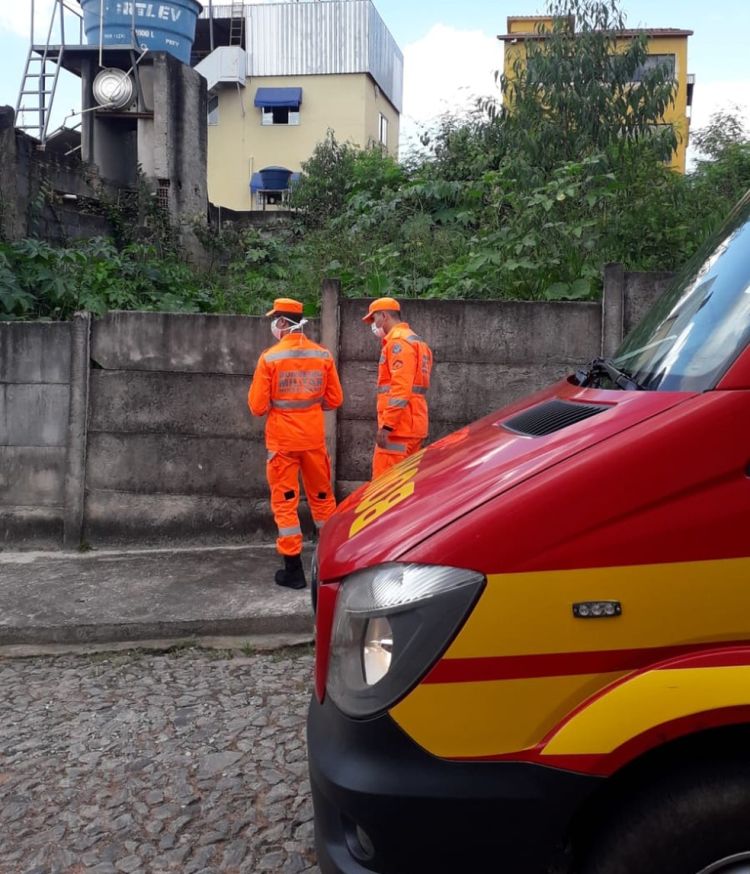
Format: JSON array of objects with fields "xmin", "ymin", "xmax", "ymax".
[
  {"xmin": 501, "ymin": 0, "xmax": 678, "ymax": 172},
  {"xmin": 688, "ymin": 108, "xmax": 750, "ymax": 236},
  {"xmin": 692, "ymin": 107, "xmax": 748, "ymax": 160},
  {"xmin": 290, "ymin": 131, "xmax": 406, "ymax": 229}
]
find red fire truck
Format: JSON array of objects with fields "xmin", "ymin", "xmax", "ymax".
[{"xmin": 308, "ymin": 189, "xmax": 750, "ymax": 874}]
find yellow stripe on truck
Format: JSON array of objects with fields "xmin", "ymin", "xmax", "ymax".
[
  {"xmin": 390, "ymin": 672, "xmax": 625, "ymax": 758},
  {"xmin": 447, "ymin": 557, "xmax": 750, "ymax": 659},
  {"xmin": 541, "ymin": 664, "xmax": 750, "ymax": 756},
  {"xmin": 388, "ymin": 557, "xmax": 750, "ymax": 760}
]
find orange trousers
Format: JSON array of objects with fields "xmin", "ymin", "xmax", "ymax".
[
  {"xmin": 267, "ymin": 448, "xmax": 336, "ymax": 555},
  {"xmin": 372, "ymin": 437, "xmax": 423, "ymax": 480}
]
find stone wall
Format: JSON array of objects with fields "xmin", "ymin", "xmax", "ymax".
[{"xmin": 0, "ymin": 267, "xmax": 674, "ymax": 548}]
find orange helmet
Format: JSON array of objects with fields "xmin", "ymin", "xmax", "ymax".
[
  {"xmin": 362, "ymin": 297, "xmax": 401, "ymax": 323},
  {"xmin": 266, "ymin": 297, "xmax": 304, "ymax": 317}
]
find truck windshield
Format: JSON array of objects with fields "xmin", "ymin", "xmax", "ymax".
[{"xmin": 613, "ymin": 191, "xmax": 750, "ymax": 392}]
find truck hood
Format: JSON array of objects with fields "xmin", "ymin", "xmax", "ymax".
[{"xmin": 318, "ymin": 378, "xmax": 694, "ymax": 581}]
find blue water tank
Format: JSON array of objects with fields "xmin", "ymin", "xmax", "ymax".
[
  {"xmin": 78, "ymin": 0, "xmax": 203, "ymax": 64},
  {"xmin": 259, "ymin": 167, "xmax": 293, "ymax": 191}
]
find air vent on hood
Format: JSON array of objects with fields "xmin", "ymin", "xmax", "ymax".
[{"xmin": 501, "ymin": 399, "xmax": 607, "ymax": 436}]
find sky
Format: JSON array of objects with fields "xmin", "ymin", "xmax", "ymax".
[{"xmin": 1, "ymin": 0, "xmax": 749, "ymax": 164}]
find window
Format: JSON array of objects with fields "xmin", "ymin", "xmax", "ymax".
[
  {"xmin": 631, "ymin": 54, "xmax": 676, "ymax": 82},
  {"xmin": 261, "ymin": 106, "xmax": 300, "ymax": 126},
  {"xmin": 207, "ymin": 94, "xmax": 219, "ymax": 126},
  {"xmin": 379, "ymin": 113, "xmax": 388, "ymax": 146}
]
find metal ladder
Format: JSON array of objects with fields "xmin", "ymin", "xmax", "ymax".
[
  {"xmin": 229, "ymin": 1, "xmax": 245, "ymax": 46},
  {"xmin": 15, "ymin": 0, "xmax": 82, "ymax": 145}
]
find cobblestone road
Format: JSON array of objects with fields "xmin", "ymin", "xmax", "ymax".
[{"xmin": 0, "ymin": 647, "xmax": 321, "ymax": 874}]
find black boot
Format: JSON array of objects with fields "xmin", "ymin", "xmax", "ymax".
[{"xmin": 275, "ymin": 554, "xmax": 307, "ymax": 590}]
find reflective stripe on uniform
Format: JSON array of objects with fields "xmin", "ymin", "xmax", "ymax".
[
  {"xmin": 265, "ymin": 348, "xmax": 331, "ymax": 363},
  {"xmin": 271, "ymin": 395, "xmax": 324, "ymax": 410},
  {"xmin": 278, "ymin": 525, "xmax": 302, "ymax": 536},
  {"xmin": 385, "ymin": 442, "xmax": 407, "ymax": 453},
  {"xmin": 380, "ymin": 383, "xmax": 427, "ymax": 396},
  {"xmin": 388, "ymin": 398, "xmax": 409, "ymax": 408},
  {"xmin": 406, "ymin": 334, "xmax": 421, "ymax": 342}
]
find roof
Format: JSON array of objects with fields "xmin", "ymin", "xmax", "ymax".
[{"xmin": 498, "ymin": 27, "xmax": 694, "ymax": 41}]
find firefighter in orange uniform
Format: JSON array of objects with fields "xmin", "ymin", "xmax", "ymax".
[
  {"xmin": 362, "ymin": 297, "xmax": 433, "ymax": 479},
  {"xmin": 248, "ymin": 298, "xmax": 343, "ymax": 589}
]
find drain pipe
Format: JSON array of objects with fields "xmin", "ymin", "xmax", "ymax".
[{"xmin": 98, "ymin": 0, "xmax": 104, "ymax": 67}]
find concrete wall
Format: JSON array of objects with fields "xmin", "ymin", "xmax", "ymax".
[
  {"xmin": 624, "ymin": 270, "xmax": 675, "ymax": 334},
  {"xmin": 601, "ymin": 263, "xmax": 675, "ymax": 357},
  {"xmin": 0, "ymin": 106, "xmax": 116, "ymax": 244},
  {"xmin": 0, "ymin": 323, "xmax": 72, "ymax": 546},
  {"xmin": 1, "ymin": 267, "xmax": 674, "ymax": 547},
  {"xmin": 148, "ymin": 54, "xmax": 209, "ymax": 246},
  {"xmin": 83, "ymin": 311, "xmax": 320, "ymax": 545},
  {"xmin": 2, "ymin": 53, "xmax": 208, "ymax": 251},
  {"xmin": 337, "ymin": 298, "xmax": 601, "ymax": 485}
]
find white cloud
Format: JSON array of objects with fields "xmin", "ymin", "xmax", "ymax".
[
  {"xmin": 686, "ymin": 79, "xmax": 750, "ymax": 167},
  {"xmin": 0, "ymin": 0, "xmax": 57, "ymax": 39},
  {"xmin": 689, "ymin": 79, "xmax": 750, "ymax": 133},
  {"xmin": 400, "ymin": 23, "xmax": 502, "ymax": 154}
]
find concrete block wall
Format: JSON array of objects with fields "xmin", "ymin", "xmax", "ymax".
[
  {"xmin": 0, "ymin": 266, "xmax": 674, "ymax": 547},
  {"xmin": 0, "ymin": 106, "xmax": 117, "ymax": 244},
  {"xmin": 0, "ymin": 323, "xmax": 72, "ymax": 545},
  {"xmin": 601, "ymin": 264, "xmax": 675, "ymax": 357},
  {"xmin": 337, "ymin": 298, "xmax": 602, "ymax": 487},
  {"xmin": 624, "ymin": 271, "xmax": 675, "ymax": 335},
  {"xmin": 84, "ymin": 311, "xmax": 320, "ymax": 545}
]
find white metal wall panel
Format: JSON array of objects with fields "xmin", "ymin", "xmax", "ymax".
[
  {"xmin": 200, "ymin": 2, "xmax": 403, "ymax": 110},
  {"xmin": 367, "ymin": 2, "xmax": 403, "ymax": 110},
  {"xmin": 200, "ymin": 5, "xmax": 233, "ymax": 18},
  {"xmin": 248, "ymin": 2, "xmax": 369, "ymax": 77}
]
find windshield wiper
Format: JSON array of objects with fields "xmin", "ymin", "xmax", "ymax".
[{"xmin": 576, "ymin": 357, "xmax": 645, "ymax": 391}]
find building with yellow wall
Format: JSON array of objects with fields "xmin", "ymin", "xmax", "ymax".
[
  {"xmin": 194, "ymin": 1, "xmax": 402, "ymax": 211},
  {"xmin": 499, "ymin": 16, "xmax": 694, "ymax": 172}
]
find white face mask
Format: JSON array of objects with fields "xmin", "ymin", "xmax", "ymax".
[
  {"xmin": 272, "ymin": 316, "xmax": 307, "ymax": 340},
  {"xmin": 371, "ymin": 322, "xmax": 386, "ymax": 339}
]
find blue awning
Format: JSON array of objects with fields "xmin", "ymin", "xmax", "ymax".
[
  {"xmin": 250, "ymin": 171, "xmax": 301, "ymax": 193},
  {"xmin": 253, "ymin": 87, "xmax": 302, "ymax": 109}
]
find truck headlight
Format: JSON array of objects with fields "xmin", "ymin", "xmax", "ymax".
[
  {"xmin": 326, "ymin": 563, "xmax": 484, "ymax": 718},
  {"xmin": 363, "ymin": 616, "xmax": 393, "ymax": 685}
]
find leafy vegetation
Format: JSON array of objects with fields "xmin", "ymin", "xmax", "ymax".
[
  {"xmin": 2, "ymin": 0, "xmax": 750, "ymax": 321},
  {"xmin": 0, "ymin": 221, "xmax": 315, "ymax": 320}
]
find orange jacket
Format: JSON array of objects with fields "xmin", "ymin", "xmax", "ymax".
[
  {"xmin": 376, "ymin": 322, "xmax": 433, "ymax": 438},
  {"xmin": 248, "ymin": 333, "xmax": 343, "ymax": 452}
]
